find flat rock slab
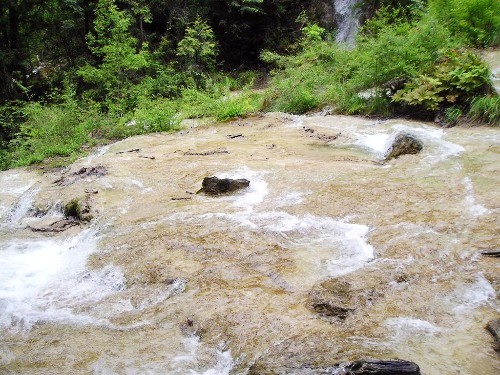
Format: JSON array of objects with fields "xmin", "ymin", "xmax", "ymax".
[
  {"xmin": 198, "ymin": 176, "xmax": 250, "ymax": 195},
  {"xmin": 29, "ymin": 218, "xmax": 80, "ymax": 232},
  {"xmin": 54, "ymin": 165, "xmax": 108, "ymax": 186}
]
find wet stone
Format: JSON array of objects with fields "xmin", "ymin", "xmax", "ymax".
[
  {"xmin": 54, "ymin": 165, "xmax": 108, "ymax": 186},
  {"xmin": 486, "ymin": 319, "xmax": 500, "ymax": 351},
  {"xmin": 248, "ymin": 359, "xmax": 421, "ymax": 375},
  {"xmin": 29, "ymin": 218, "xmax": 80, "ymax": 232},
  {"xmin": 198, "ymin": 176, "xmax": 250, "ymax": 195},
  {"xmin": 384, "ymin": 133, "xmax": 423, "ymax": 160},
  {"xmin": 336, "ymin": 359, "xmax": 421, "ymax": 375}
]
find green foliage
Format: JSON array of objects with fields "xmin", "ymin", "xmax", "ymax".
[
  {"xmin": 9, "ymin": 101, "xmax": 91, "ymax": 166},
  {"xmin": 125, "ymin": 98, "xmax": 181, "ymax": 133},
  {"xmin": 230, "ymin": 0, "xmax": 265, "ymax": 14},
  {"xmin": 176, "ymin": 18, "xmax": 218, "ymax": 76},
  {"xmin": 214, "ymin": 91, "xmax": 263, "ymax": 120},
  {"xmin": 444, "ymin": 106, "xmax": 463, "ymax": 125},
  {"xmin": 429, "ymin": 0, "xmax": 500, "ymax": 46},
  {"xmin": 301, "ymin": 24, "xmax": 326, "ymax": 44},
  {"xmin": 392, "ymin": 50, "xmax": 491, "ymax": 111},
  {"xmin": 78, "ymin": 0, "xmax": 150, "ymax": 105},
  {"xmin": 467, "ymin": 96, "xmax": 500, "ymax": 125}
]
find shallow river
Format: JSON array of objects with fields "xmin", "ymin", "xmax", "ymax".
[{"xmin": 0, "ymin": 113, "xmax": 498, "ymax": 374}]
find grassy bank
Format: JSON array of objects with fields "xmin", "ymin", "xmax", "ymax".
[{"xmin": 0, "ymin": 0, "xmax": 498, "ymax": 171}]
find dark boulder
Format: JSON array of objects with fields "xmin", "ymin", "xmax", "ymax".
[
  {"xmin": 337, "ymin": 359, "xmax": 421, "ymax": 375},
  {"xmin": 248, "ymin": 359, "xmax": 420, "ymax": 375},
  {"xmin": 198, "ymin": 176, "xmax": 250, "ymax": 195},
  {"xmin": 384, "ymin": 133, "xmax": 423, "ymax": 160},
  {"xmin": 486, "ymin": 319, "xmax": 500, "ymax": 351}
]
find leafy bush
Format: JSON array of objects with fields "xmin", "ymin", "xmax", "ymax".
[
  {"xmin": 429, "ymin": 0, "xmax": 500, "ymax": 46},
  {"xmin": 392, "ymin": 49, "xmax": 491, "ymax": 111}
]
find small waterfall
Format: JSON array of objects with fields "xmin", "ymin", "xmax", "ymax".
[{"xmin": 334, "ymin": 0, "xmax": 362, "ymax": 45}]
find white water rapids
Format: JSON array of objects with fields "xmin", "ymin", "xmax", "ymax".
[{"xmin": 0, "ymin": 113, "xmax": 499, "ymax": 374}]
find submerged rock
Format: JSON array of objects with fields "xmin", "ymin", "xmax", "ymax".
[
  {"xmin": 54, "ymin": 165, "xmax": 108, "ymax": 186},
  {"xmin": 198, "ymin": 176, "xmax": 250, "ymax": 195},
  {"xmin": 29, "ymin": 218, "xmax": 79, "ymax": 232},
  {"xmin": 384, "ymin": 133, "xmax": 423, "ymax": 160},
  {"xmin": 486, "ymin": 319, "xmax": 500, "ymax": 351},
  {"xmin": 307, "ymin": 279, "xmax": 357, "ymax": 320}
]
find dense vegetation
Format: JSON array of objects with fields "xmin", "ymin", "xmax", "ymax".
[{"xmin": 1, "ymin": 0, "xmax": 499, "ymax": 170}]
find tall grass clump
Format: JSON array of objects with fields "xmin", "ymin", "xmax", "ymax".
[
  {"xmin": 467, "ymin": 96, "xmax": 500, "ymax": 125},
  {"xmin": 9, "ymin": 101, "xmax": 93, "ymax": 166}
]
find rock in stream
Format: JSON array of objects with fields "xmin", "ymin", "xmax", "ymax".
[
  {"xmin": 198, "ymin": 176, "xmax": 250, "ymax": 195},
  {"xmin": 384, "ymin": 133, "xmax": 423, "ymax": 160}
]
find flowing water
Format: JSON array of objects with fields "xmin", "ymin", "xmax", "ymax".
[
  {"xmin": 334, "ymin": 0, "xmax": 362, "ymax": 44},
  {"xmin": 0, "ymin": 113, "xmax": 499, "ymax": 374}
]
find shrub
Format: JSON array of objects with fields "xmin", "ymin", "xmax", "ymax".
[
  {"xmin": 429, "ymin": 0, "xmax": 500, "ymax": 46},
  {"xmin": 392, "ymin": 49, "xmax": 491, "ymax": 111}
]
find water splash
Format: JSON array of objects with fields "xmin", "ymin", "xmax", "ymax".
[
  {"xmin": 0, "ymin": 229, "xmax": 126, "ymax": 330},
  {"xmin": 384, "ymin": 317, "xmax": 443, "ymax": 340},
  {"xmin": 2, "ymin": 187, "xmax": 39, "ymax": 227},
  {"xmin": 354, "ymin": 123, "xmax": 465, "ymax": 164},
  {"xmin": 463, "ymin": 177, "xmax": 489, "ymax": 216},
  {"xmin": 448, "ymin": 274, "xmax": 496, "ymax": 314}
]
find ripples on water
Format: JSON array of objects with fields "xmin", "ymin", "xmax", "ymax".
[{"xmin": 0, "ymin": 114, "xmax": 498, "ymax": 374}]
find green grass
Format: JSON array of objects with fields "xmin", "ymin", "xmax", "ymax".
[{"xmin": 467, "ymin": 96, "xmax": 500, "ymax": 125}]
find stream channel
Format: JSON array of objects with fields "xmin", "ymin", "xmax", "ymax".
[{"xmin": 0, "ymin": 113, "xmax": 499, "ymax": 374}]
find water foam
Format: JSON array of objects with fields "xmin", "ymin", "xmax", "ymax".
[
  {"xmin": 199, "ymin": 211, "xmax": 374, "ymax": 277},
  {"xmin": 2, "ymin": 187, "xmax": 39, "ymax": 226},
  {"xmin": 384, "ymin": 317, "xmax": 443, "ymax": 339},
  {"xmin": 354, "ymin": 123, "xmax": 465, "ymax": 164},
  {"xmin": 178, "ymin": 339, "xmax": 234, "ymax": 375},
  {"xmin": 0, "ymin": 230, "xmax": 125, "ymax": 330},
  {"xmin": 463, "ymin": 177, "xmax": 489, "ymax": 216},
  {"xmin": 216, "ymin": 167, "xmax": 269, "ymax": 212},
  {"xmin": 448, "ymin": 274, "xmax": 496, "ymax": 314},
  {"xmin": 355, "ymin": 132, "xmax": 391, "ymax": 155}
]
